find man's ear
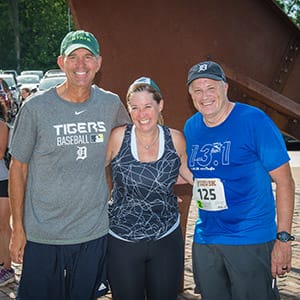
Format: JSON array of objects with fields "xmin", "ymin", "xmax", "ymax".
[
  {"xmin": 96, "ymin": 56, "xmax": 102, "ymax": 73},
  {"xmin": 57, "ymin": 55, "xmax": 65, "ymax": 72}
]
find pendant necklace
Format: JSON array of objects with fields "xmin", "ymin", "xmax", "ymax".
[{"xmin": 136, "ymin": 127, "xmax": 159, "ymax": 150}]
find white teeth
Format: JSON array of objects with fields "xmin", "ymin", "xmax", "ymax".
[
  {"xmin": 75, "ymin": 72, "xmax": 86, "ymax": 75},
  {"xmin": 140, "ymin": 120, "xmax": 149, "ymax": 124}
]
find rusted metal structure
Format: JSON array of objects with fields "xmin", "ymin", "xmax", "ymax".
[
  {"xmin": 67, "ymin": 0, "xmax": 299, "ymax": 292},
  {"xmin": 68, "ymin": 0, "xmax": 299, "ymax": 140}
]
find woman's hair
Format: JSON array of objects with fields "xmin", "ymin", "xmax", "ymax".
[
  {"xmin": 126, "ymin": 83, "xmax": 164, "ymax": 124},
  {"xmin": 22, "ymin": 87, "xmax": 31, "ymax": 94},
  {"xmin": 0, "ymin": 99, "xmax": 7, "ymax": 122}
]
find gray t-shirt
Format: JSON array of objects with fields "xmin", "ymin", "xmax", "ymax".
[{"xmin": 10, "ymin": 85, "xmax": 130, "ymax": 245}]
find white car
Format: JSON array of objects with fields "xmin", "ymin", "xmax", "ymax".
[
  {"xmin": 20, "ymin": 70, "xmax": 44, "ymax": 80},
  {"xmin": 43, "ymin": 69, "xmax": 65, "ymax": 79},
  {"xmin": 38, "ymin": 76, "xmax": 66, "ymax": 91},
  {"xmin": 17, "ymin": 74, "xmax": 40, "ymax": 92}
]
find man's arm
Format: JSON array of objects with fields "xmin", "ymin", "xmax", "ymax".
[
  {"xmin": 269, "ymin": 162, "xmax": 295, "ymax": 277},
  {"xmin": 9, "ymin": 157, "xmax": 28, "ymax": 264}
]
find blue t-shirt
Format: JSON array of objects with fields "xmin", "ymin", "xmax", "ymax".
[{"xmin": 184, "ymin": 102, "xmax": 290, "ymax": 245}]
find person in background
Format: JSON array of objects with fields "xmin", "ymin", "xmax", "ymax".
[
  {"xmin": 106, "ymin": 77, "xmax": 193, "ymax": 300},
  {"xmin": 0, "ymin": 94, "xmax": 8, "ymax": 114},
  {"xmin": 9, "ymin": 30, "xmax": 130, "ymax": 300},
  {"xmin": 0, "ymin": 101, "xmax": 14, "ymax": 287},
  {"xmin": 20, "ymin": 87, "xmax": 31, "ymax": 106},
  {"xmin": 184, "ymin": 60, "xmax": 295, "ymax": 300}
]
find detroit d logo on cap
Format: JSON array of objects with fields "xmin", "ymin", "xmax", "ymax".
[{"xmin": 198, "ymin": 64, "xmax": 208, "ymax": 72}]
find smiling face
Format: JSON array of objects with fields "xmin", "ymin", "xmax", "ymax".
[
  {"xmin": 127, "ymin": 90, "xmax": 163, "ymax": 132},
  {"xmin": 57, "ymin": 48, "xmax": 102, "ymax": 88},
  {"xmin": 188, "ymin": 77, "xmax": 229, "ymax": 121}
]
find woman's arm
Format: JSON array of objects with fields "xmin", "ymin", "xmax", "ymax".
[
  {"xmin": 170, "ymin": 128, "xmax": 193, "ymax": 185},
  {"xmin": 0, "ymin": 121, "xmax": 8, "ymax": 159}
]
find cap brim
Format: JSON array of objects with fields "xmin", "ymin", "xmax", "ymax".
[
  {"xmin": 63, "ymin": 44, "xmax": 98, "ymax": 56},
  {"xmin": 187, "ymin": 74, "xmax": 225, "ymax": 85}
]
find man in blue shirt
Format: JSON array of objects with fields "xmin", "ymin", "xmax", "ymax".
[{"xmin": 184, "ymin": 60, "xmax": 295, "ymax": 300}]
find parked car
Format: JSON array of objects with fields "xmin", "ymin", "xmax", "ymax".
[
  {"xmin": 38, "ymin": 76, "xmax": 66, "ymax": 91},
  {"xmin": 0, "ymin": 73, "xmax": 20, "ymax": 103},
  {"xmin": 17, "ymin": 74, "xmax": 40, "ymax": 93},
  {"xmin": 0, "ymin": 77, "xmax": 19, "ymax": 121},
  {"xmin": 43, "ymin": 69, "xmax": 65, "ymax": 78},
  {"xmin": 1, "ymin": 69, "xmax": 18, "ymax": 82},
  {"xmin": 20, "ymin": 70, "xmax": 44, "ymax": 80},
  {"xmin": 0, "ymin": 78, "xmax": 11, "ymax": 106}
]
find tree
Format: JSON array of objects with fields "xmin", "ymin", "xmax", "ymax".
[
  {"xmin": 0, "ymin": 0, "xmax": 74, "ymax": 72},
  {"xmin": 275, "ymin": 0, "xmax": 300, "ymax": 27},
  {"xmin": 0, "ymin": 1, "xmax": 298, "ymax": 73}
]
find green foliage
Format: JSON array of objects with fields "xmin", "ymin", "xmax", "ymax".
[
  {"xmin": 0, "ymin": 1, "xmax": 298, "ymax": 73},
  {"xmin": 0, "ymin": 1, "xmax": 15, "ymax": 69},
  {"xmin": 275, "ymin": 0, "xmax": 300, "ymax": 27},
  {"xmin": 0, "ymin": 0, "xmax": 75, "ymax": 72}
]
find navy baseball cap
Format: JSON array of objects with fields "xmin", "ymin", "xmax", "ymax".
[{"xmin": 187, "ymin": 61, "xmax": 226, "ymax": 85}]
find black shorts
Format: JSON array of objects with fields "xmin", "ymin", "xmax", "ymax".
[
  {"xmin": 0, "ymin": 180, "xmax": 8, "ymax": 197},
  {"xmin": 17, "ymin": 236, "xmax": 109, "ymax": 300}
]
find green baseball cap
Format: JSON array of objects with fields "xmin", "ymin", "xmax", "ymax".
[
  {"xmin": 130, "ymin": 77, "xmax": 161, "ymax": 95},
  {"xmin": 60, "ymin": 30, "xmax": 100, "ymax": 56}
]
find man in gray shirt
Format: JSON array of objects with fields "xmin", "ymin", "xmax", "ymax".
[{"xmin": 9, "ymin": 30, "xmax": 130, "ymax": 300}]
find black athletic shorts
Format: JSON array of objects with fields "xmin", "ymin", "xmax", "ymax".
[
  {"xmin": 0, "ymin": 180, "xmax": 8, "ymax": 197},
  {"xmin": 17, "ymin": 235, "xmax": 109, "ymax": 300}
]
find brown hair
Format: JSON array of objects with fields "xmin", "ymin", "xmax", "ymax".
[{"xmin": 0, "ymin": 99, "xmax": 7, "ymax": 122}]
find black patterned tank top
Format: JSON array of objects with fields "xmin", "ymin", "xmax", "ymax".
[{"xmin": 109, "ymin": 124, "xmax": 181, "ymax": 242}]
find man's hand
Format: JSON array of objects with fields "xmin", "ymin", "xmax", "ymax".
[
  {"xmin": 9, "ymin": 228, "xmax": 27, "ymax": 264},
  {"xmin": 271, "ymin": 240, "xmax": 292, "ymax": 277}
]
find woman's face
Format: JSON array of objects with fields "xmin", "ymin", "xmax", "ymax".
[
  {"xmin": 21, "ymin": 89, "xmax": 30, "ymax": 99},
  {"xmin": 127, "ymin": 90, "xmax": 163, "ymax": 132}
]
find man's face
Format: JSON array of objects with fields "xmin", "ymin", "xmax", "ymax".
[
  {"xmin": 57, "ymin": 48, "xmax": 102, "ymax": 88},
  {"xmin": 188, "ymin": 77, "xmax": 228, "ymax": 119}
]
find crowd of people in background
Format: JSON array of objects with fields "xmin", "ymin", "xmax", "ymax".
[{"xmin": 0, "ymin": 30, "xmax": 296, "ymax": 300}]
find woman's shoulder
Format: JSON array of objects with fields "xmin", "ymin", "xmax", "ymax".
[
  {"xmin": 165, "ymin": 126, "xmax": 185, "ymax": 152},
  {"xmin": 168, "ymin": 127, "xmax": 184, "ymax": 139},
  {"xmin": 0, "ymin": 119, "xmax": 8, "ymax": 129},
  {"xmin": 109, "ymin": 125, "xmax": 129, "ymax": 147},
  {"xmin": 111, "ymin": 124, "xmax": 129, "ymax": 136}
]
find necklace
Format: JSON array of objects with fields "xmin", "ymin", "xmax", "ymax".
[{"xmin": 135, "ymin": 127, "xmax": 159, "ymax": 150}]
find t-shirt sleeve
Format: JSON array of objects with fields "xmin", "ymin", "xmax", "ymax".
[
  {"xmin": 252, "ymin": 113, "xmax": 290, "ymax": 172},
  {"xmin": 114, "ymin": 99, "xmax": 131, "ymax": 127},
  {"xmin": 9, "ymin": 105, "xmax": 37, "ymax": 163}
]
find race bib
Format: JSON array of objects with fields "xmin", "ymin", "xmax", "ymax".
[{"xmin": 192, "ymin": 178, "xmax": 228, "ymax": 211}]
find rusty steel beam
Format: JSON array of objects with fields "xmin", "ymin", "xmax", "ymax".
[
  {"xmin": 224, "ymin": 64, "xmax": 300, "ymax": 140},
  {"xmin": 225, "ymin": 64, "xmax": 300, "ymax": 117}
]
